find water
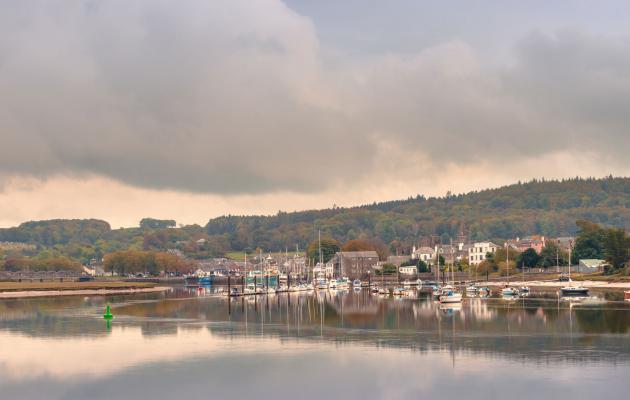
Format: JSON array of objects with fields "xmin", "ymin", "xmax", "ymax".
[{"xmin": 1, "ymin": 287, "xmax": 630, "ymax": 399}]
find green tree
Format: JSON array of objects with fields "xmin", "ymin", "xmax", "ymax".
[
  {"xmin": 603, "ymin": 228, "xmax": 630, "ymax": 272},
  {"xmin": 572, "ymin": 220, "xmax": 605, "ymax": 263},
  {"xmin": 538, "ymin": 242, "xmax": 568, "ymax": 269},
  {"xmin": 517, "ymin": 248, "xmax": 540, "ymax": 269},
  {"xmin": 306, "ymin": 238, "xmax": 340, "ymax": 264},
  {"xmin": 140, "ymin": 218, "xmax": 176, "ymax": 229}
]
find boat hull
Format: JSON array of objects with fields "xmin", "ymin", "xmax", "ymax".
[{"xmin": 561, "ymin": 287, "xmax": 589, "ymax": 295}]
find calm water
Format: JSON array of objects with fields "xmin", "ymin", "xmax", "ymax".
[{"xmin": 1, "ymin": 286, "xmax": 630, "ymax": 399}]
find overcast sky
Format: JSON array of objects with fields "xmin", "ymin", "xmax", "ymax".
[{"xmin": 1, "ymin": 0, "xmax": 630, "ymax": 228}]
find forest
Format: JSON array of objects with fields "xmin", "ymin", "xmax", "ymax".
[{"xmin": 3, "ymin": 176, "xmax": 630, "ymax": 271}]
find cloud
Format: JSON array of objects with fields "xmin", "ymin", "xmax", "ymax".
[{"xmin": 0, "ymin": 1, "xmax": 629, "ymax": 197}]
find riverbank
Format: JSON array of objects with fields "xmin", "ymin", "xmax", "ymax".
[{"xmin": 0, "ymin": 281, "xmax": 170, "ymax": 299}]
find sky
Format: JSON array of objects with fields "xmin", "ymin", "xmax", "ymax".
[{"xmin": 1, "ymin": 0, "xmax": 630, "ymax": 228}]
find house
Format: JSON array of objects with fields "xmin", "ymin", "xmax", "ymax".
[
  {"xmin": 411, "ymin": 246, "xmax": 435, "ymax": 264},
  {"xmin": 399, "ymin": 265, "xmax": 417, "ymax": 275},
  {"xmin": 331, "ymin": 251, "xmax": 380, "ymax": 279},
  {"xmin": 507, "ymin": 235, "xmax": 546, "ymax": 254},
  {"xmin": 576, "ymin": 259, "xmax": 607, "ymax": 273},
  {"xmin": 468, "ymin": 242, "xmax": 498, "ymax": 265}
]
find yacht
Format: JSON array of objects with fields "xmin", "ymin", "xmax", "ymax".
[
  {"xmin": 560, "ymin": 283, "xmax": 589, "ymax": 296},
  {"xmin": 338, "ymin": 277, "xmax": 350, "ymax": 289},
  {"xmin": 561, "ymin": 245, "xmax": 589, "ymax": 296},
  {"xmin": 501, "ymin": 287, "xmax": 519, "ymax": 296},
  {"xmin": 352, "ymin": 279, "xmax": 362, "ymax": 287},
  {"xmin": 439, "ymin": 288, "xmax": 463, "ymax": 303}
]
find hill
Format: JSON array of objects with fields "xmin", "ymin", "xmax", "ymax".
[
  {"xmin": 205, "ymin": 176, "xmax": 630, "ymax": 251},
  {"xmin": 2, "ymin": 176, "xmax": 630, "ymax": 265}
]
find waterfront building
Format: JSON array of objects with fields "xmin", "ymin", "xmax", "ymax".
[
  {"xmin": 331, "ymin": 251, "xmax": 380, "ymax": 279},
  {"xmin": 468, "ymin": 242, "xmax": 498, "ymax": 265},
  {"xmin": 411, "ymin": 246, "xmax": 435, "ymax": 263},
  {"xmin": 399, "ymin": 265, "xmax": 417, "ymax": 275},
  {"xmin": 507, "ymin": 235, "xmax": 546, "ymax": 254}
]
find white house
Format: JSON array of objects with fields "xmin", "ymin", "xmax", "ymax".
[
  {"xmin": 468, "ymin": 242, "xmax": 498, "ymax": 265},
  {"xmin": 399, "ymin": 265, "xmax": 417, "ymax": 275},
  {"xmin": 411, "ymin": 246, "xmax": 435, "ymax": 264}
]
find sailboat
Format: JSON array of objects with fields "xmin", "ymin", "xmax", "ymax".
[
  {"xmin": 560, "ymin": 243, "xmax": 588, "ymax": 295},
  {"xmin": 439, "ymin": 250, "xmax": 462, "ymax": 303},
  {"xmin": 501, "ymin": 244, "xmax": 518, "ymax": 296},
  {"xmin": 519, "ymin": 261, "xmax": 530, "ymax": 294}
]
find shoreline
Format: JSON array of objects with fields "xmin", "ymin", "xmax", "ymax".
[
  {"xmin": 0, "ymin": 286, "xmax": 170, "ymax": 299},
  {"xmin": 484, "ymin": 280, "xmax": 630, "ymax": 289}
]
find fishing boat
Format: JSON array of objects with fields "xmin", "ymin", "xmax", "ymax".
[
  {"xmin": 306, "ymin": 283, "xmax": 315, "ymax": 291},
  {"xmin": 328, "ymin": 278, "xmax": 338, "ymax": 289},
  {"xmin": 316, "ymin": 276, "xmax": 328, "ymax": 290},
  {"xmin": 378, "ymin": 287, "xmax": 389, "ymax": 295}
]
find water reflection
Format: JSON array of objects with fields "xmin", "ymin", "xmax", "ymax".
[{"xmin": 1, "ymin": 287, "xmax": 630, "ymax": 399}]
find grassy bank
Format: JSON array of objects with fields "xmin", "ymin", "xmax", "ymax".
[{"xmin": 0, "ymin": 281, "xmax": 158, "ymax": 293}]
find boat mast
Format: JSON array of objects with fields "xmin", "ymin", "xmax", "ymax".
[
  {"xmin": 569, "ymin": 242, "xmax": 573, "ymax": 282},
  {"xmin": 318, "ymin": 230, "xmax": 322, "ymax": 277},
  {"xmin": 506, "ymin": 242, "xmax": 509, "ymax": 286}
]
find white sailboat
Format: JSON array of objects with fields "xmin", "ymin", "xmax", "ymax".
[
  {"xmin": 501, "ymin": 244, "xmax": 518, "ymax": 296},
  {"xmin": 561, "ymin": 242, "xmax": 588, "ymax": 295},
  {"xmin": 439, "ymin": 248, "xmax": 462, "ymax": 303}
]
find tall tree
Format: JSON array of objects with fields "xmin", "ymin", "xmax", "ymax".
[{"xmin": 306, "ymin": 238, "xmax": 340, "ymax": 264}]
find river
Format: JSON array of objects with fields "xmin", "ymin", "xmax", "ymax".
[{"xmin": 1, "ymin": 286, "xmax": 629, "ymax": 399}]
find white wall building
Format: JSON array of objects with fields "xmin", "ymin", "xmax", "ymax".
[
  {"xmin": 411, "ymin": 246, "xmax": 435, "ymax": 264},
  {"xmin": 399, "ymin": 265, "xmax": 417, "ymax": 275},
  {"xmin": 468, "ymin": 242, "xmax": 498, "ymax": 265}
]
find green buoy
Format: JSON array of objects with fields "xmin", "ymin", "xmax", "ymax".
[{"xmin": 103, "ymin": 304, "xmax": 113, "ymax": 320}]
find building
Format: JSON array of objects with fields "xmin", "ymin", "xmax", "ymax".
[
  {"xmin": 332, "ymin": 251, "xmax": 380, "ymax": 279},
  {"xmin": 576, "ymin": 259, "xmax": 607, "ymax": 273},
  {"xmin": 468, "ymin": 242, "xmax": 498, "ymax": 265},
  {"xmin": 399, "ymin": 265, "xmax": 417, "ymax": 275},
  {"xmin": 387, "ymin": 255, "xmax": 411, "ymax": 266},
  {"xmin": 411, "ymin": 246, "xmax": 435, "ymax": 264},
  {"xmin": 507, "ymin": 235, "xmax": 546, "ymax": 254}
]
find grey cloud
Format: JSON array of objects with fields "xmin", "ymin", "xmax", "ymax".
[{"xmin": 0, "ymin": 1, "xmax": 629, "ymax": 195}]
